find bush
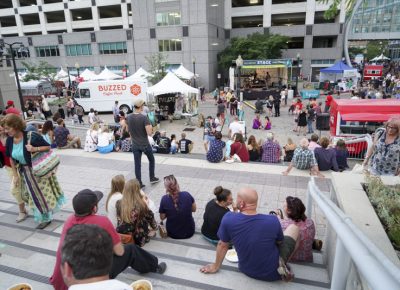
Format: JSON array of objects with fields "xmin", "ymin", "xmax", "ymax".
[{"xmin": 365, "ymin": 176, "xmax": 400, "ymax": 249}]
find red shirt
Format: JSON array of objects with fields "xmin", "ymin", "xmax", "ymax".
[
  {"xmin": 230, "ymin": 141, "xmax": 249, "ymax": 162},
  {"xmin": 325, "ymin": 95, "xmax": 333, "ymax": 106},
  {"xmin": 5, "ymin": 107, "xmax": 21, "ymax": 115},
  {"xmin": 50, "ymin": 214, "xmax": 121, "ymax": 290},
  {"xmin": 0, "ymin": 140, "xmax": 11, "ymax": 167}
]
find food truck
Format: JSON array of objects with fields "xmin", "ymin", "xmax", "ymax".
[
  {"xmin": 74, "ymin": 79, "xmax": 148, "ymax": 113},
  {"xmin": 329, "ymin": 99, "xmax": 400, "ymax": 156},
  {"xmin": 363, "ymin": 65, "xmax": 383, "ymax": 81}
]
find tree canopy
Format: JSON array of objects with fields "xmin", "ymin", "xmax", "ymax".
[
  {"xmin": 218, "ymin": 32, "xmax": 290, "ymax": 68},
  {"xmin": 21, "ymin": 60, "xmax": 57, "ymax": 83},
  {"xmin": 318, "ymin": 0, "xmax": 356, "ymax": 20},
  {"xmin": 145, "ymin": 52, "xmax": 167, "ymax": 84}
]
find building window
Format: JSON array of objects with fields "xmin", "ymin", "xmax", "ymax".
[
  {"xmin": 98, "ymin": 42, "xmax": 127, "ymax": 54},
  {"xmin": 155, "ymin": 0, "xmax": 177, "ymax": 2},
  {"xmin": 66, "ymin": 44, "xmax": 92, "ymax": 56},
  {"xmin": 232, "ymin": 0, "xmax": 264, "ymax": 7},
  {"xmin": 156, "ymin": 12, "xmax": 181, "ymax": 26},
  {"xmin": 158, "ymin": 39, "xmax": 182, "ymax": 52},
  {"xmin": 311, "ymin": 59, "xmax": 335, "ymax": 65},
  {"xmin": 35, "ymin": 45, "xmax": 60, "ymax": 57}
]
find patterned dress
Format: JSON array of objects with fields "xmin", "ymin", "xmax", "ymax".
[
  {"xmin": 370, "ymin": 128, "xmax": 400, "ymax": 176},
  {"xmin": 280, "ymin": 218, "xmax": 315, "ymax": 262}
]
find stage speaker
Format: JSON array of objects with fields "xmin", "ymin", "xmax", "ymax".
[{"xmin": 316, "ymin": 113, "xmax": 330, "ymax": 131}]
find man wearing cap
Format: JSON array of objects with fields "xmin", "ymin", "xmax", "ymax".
[
  {"xmin": 50, "ymin": 189, "xmax": 166, "ymax": 290},
  {"xmin": 5, "ymin": 100, "xmax": 21, "ymax": 116},
  {"xmin": 127, "ymin": 99, "xmax": 159, "ymax": 188}
]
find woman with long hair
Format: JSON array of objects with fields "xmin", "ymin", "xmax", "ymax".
[
  {"xmin": 159, "ymin": 175, "xmax": 196, "ymax": 239},
  {"xmin": 105, "ymin": 174, "xmax": 125, "ymax": 227},
  {"xmin": 4, "ymin": 114, "xmax": 65, "ymax": 229},
  {"xmin": 201, "ymin": 186, "xmax": 234, "ymax": 245},
  {"xmin": 247, "ymin": 135, "xmax": 261, "ymax": 161},
  {"xmin": 41, "ymin": 120, "xmax": 55, "ymax": 148},
  {"xmin": 283, "ymin": 138, "xmax": 296, "ymax": 162},
  {"xmin": 229, "ymin": 133, "xmax": 249, "ymax": 162},
  {"xmin": 84, "ymin": 122, "xmax": 100, "ymax": 152},
  {"xmin": 116, "ymin": 179, "xmax": 157, "ymax": 247}
]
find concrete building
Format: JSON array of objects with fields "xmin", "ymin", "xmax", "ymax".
[
  {"xmin": 0, "ymin": 0, "xmax": 346, "ymax": 90},
  {"xmin": 349, "ymin": 0, "xmax": 400, "ymax": 60}
]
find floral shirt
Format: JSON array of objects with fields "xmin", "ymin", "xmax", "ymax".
[
  {"xmin": 371, "ymin": 128, "xmax": 400, "ymax": 176},
  {"xmin": 116, "ymin": 201, "xmax": 157, "ymax": 247},
  {"xmin": 207, "ymin": 139, "xmax": 225, "ymax": 163},
  {"xmin": 280, "ymin": 218, "xmax": 315, "ymax": 262}
]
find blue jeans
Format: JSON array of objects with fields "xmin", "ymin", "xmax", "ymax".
[
  {"xmin": 170, "ymin": 145, "xmax": 177, "ymax": 154},
  {"xmin": 307, "ymin": 119, "xmax": 314, "ymax": 133},
  {"xmin": 132, "ymin": 143, "xmax": 155, "ymax": 185}
]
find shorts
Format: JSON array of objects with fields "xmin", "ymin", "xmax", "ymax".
[
  {"xmin": 279, "ymin": 236, "xmax": 296, "ymax": 262},
  {"xmin": 204, "ymin": 135, "xmax": 215, "ymax": 143}
]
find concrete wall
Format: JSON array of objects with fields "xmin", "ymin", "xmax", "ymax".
[{"xmin": 0, "ymin": 68, "xmax": 20, "ymax": 110}]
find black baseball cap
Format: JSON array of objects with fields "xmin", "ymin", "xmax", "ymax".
[{"xmin": 73, "ymin": 189, "xmax": 104, "ymax": 217}]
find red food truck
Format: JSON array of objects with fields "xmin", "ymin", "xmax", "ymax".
[
  {"xmin": 330, "ymin": 99, "xmax": 400, "ymax": 157},
  {"xmin": 363, "ymin": 65, "xmax": 383, "ymax": 81}
]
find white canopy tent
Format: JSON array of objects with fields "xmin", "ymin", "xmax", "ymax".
[
  {"xmin": 93, "ymin": 67, "xmax": 122, "ymax": 80},
  {"xmin": 173, "ymin": 64, "xmax": 197, "ymax": 80},
  {"xmin": 371, "ymin": 54, "xmax": 390, "ymax": 61},
  {"xmin": 80, "ymin": 69, "xmax": 98, "ymax": 81},
  {"xmin": 147, "ymin": 72, "xmax": 199, "ymax": 96},
  {"xmin": 55, "ymin": 67, "xmax": 69, "ymax": 80},
  {"xmin": 126, "ymin": 67, "xmax": 154, "ymax": 81}
]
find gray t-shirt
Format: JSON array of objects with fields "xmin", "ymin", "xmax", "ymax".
[
  {"xmin": 217, "ymin": 103, "xmax": 225, "ymax": 114},
  {"xmin": 127, "ymin": 113, "xmax": 150, "ymax": 147}
]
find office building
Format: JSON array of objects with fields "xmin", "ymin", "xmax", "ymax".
[{"xmin": 0, "ymin": 0, "xmax": 346, "ymax": 89}]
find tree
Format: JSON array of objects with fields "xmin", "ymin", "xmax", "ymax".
[
  {"xmin": 365, "ymin": 40, "xmax": 389, "ymax": 60},
  {"xmin": 21, "ymin": 60, "xmax": 57, "ymax": 83},
  {"xmin": 318, "ymin": 0, "xmax": 356, "ymax": 20},
  {"xmin": 145, "ymin": 52, "xmax": 168, "ymax": 84},
  {"xmin": 217, "ymin": 33, "xmax": 290, "ymax": 68}
]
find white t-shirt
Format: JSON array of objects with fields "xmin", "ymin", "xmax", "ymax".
[
  {"xmin": 215, "ymin": 118, "xmax": 221, "ymax": 132},
  {"xmin": 97, "ymin": 132, "xmax": 113, "ymax": 147},
  {"xmin": 88, "ymin": 112, "xmax": 95, "ymax": 124},
  {"xmin": 69, "ymin": 279, "xmax": 131, "ymax": 290},
  {"xmin": 229, "ymin": 121, "xmax": 244, "ymax": 138},
  {"xmin": 106, "ymin": 192, "xmax": 123, "ymax": 227}
]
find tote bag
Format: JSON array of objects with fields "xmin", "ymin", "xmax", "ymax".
[{"xmin": 28, "ymin": 132, "xmax": 60, "ymax": 178}]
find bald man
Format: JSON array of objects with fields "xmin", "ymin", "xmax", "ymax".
[
  {"xmin": 200, "ymin": 187, "xmax": 299, "ymax": 282},
  {"xmin": 282, "ymin": 138, "xmax": 324, "ymax": 177}
]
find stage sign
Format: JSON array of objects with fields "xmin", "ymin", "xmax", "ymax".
[
  {"xmin": 242, "ymin": 59, "xmax": 292, "ymax": 69},
  {"xmin": 300, "ymin": 90, "xmax": 320, "ymax": 99}
]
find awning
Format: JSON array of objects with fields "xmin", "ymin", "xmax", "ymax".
[{"xmin": 341, "ymin": 113, "xmax": 398, "ymax": 122}]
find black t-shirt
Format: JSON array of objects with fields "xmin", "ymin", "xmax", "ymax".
[
  {"xmin": 217, "ymin": 103, "xmax": 225, "ymax": 114},
  {"xmin": 201, "ymin": 199, "xmax": 230, "ymax": 240},
  {"xmin": 157, "ymin": 136, "xmax": 171, "ymax": 154},
  {"xmin": 127, "ymin": 113, "xmax": 150, "ymax": 147},
  {"xmin": 178, "ymin": 138, "xmax": 192, "ymax": 154}
]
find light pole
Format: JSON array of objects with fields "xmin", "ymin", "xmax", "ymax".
[
  {"xmin": 66, "ymin": 64, "xmax": 71, "ymax": 89},
  {"xmin": 295, "ymin": 53, "xmax": 300, "ymax": 96},
  {"xmin": 192, "ymin": 57, "xmax": 196, "ymax": 88},
  {"xmin": 75, "ymin": 62, "xmax": 80, "ymax": 78},
  {"xmin": 0, "ymin": 42, "xmax": 26, "ymax": 113},
  {"xmin": 122, "ymin": 60, "xmax": 128, "ymax": 79},
  {"xmin": 235, "ymin": 55, "xmax": 243, "ymax": 101}
]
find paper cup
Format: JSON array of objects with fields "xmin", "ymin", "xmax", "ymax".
[
  {"xmin": 130, "ymin": 279, "xmax": 153, "ymax": 290},
  {"xmin": 7, "ymin": 283, "xmax": 32, "ymax": 290}
]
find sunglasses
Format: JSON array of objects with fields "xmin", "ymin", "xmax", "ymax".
[{"xmin": 386, "ymin": 125, "xmax": 398, "ymax": 130}]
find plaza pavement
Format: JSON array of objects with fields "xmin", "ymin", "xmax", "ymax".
[{"xmin": 0, "ymin": 94, "xmax": 344, "ymax": 289}]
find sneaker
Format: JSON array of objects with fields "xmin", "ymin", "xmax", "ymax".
[
  {"xmin": 150, "ymin": 177, "xmax": 160, "ymax": 184},
  {"xmin": 156, "ymin": 262, "xmax": 167, "ymax": 274},
  {"xmin": 36, "ymin": 221, "xmax": 51, "ymax": 230},
  {"xmin": 277, "ymin": 257, "xmax": 294, "ymax": 282},
  {"xmin": 16, "ymin": 211, "xmax": 28, "ymax": 223},
  {"xmin": 140, "ymin": 183, "xmax": 145, "ymax": 189}
]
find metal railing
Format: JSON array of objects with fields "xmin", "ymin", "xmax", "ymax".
[
  {"xmin": 305, "ymin": 178, "xmax": 400, "ymax": 290},
  {"xmin": 333, "ymin": 134, "xmax": 373, "ymax": 160}
]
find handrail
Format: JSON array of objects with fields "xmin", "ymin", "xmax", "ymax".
[{"xmin": 307, "ymin": 178, "xmax": 400, "ymax": 290}]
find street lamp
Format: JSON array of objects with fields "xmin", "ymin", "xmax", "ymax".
[
  {"xmin": 295, "ymin": 53, "xmax": 300, "ymax": 96},
  {"xmin": 235, "ymin": 55, "xmax": 243, "ymax": 101},
  {"xmin": 75, "ymin": 62, "xmax": 80, "ymax": 78},
  {"xmin": 66, "ymin": 64, "xmax": 71, "ymax": 89},
  {"xmin": 192, "ymin": 57, "xmax": 196, "ymax": 88},
  {"xmin": 122, "ymin": 60, "xmax": 128, "ymax": 79},
  {"xmin": 0, "ymin": 42, "xmax": 26, "ymax": 113}
]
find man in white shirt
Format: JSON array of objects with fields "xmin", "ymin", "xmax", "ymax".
[
  {"xmin": 228, "ymin": 116, "xmax": 244, "ymax": 138},
  {"xmin": 61, "ymin": 224, "xmax": 132, "ymax": 290}
]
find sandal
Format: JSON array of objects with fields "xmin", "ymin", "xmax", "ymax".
[
  {"xmin": 16, "ymin": 211, "xmax": 28, "ymax": 223},
  {"xmin": 277, "ymin": 257, "xmax": 294, "ymax": 282},
  {"xmin": 312, "ymin": 239, "xmax": 323, "ymax": 251},
  {"xmin": 36, "ymin": 221, "xmax": 51, "ymax": 229}
]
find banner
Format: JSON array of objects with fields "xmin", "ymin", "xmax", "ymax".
[{"xmin": 242, "ymin": 59, "xmax": 293, "ymax": 69}]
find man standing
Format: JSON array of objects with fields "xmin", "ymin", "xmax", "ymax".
[
  {"xmin": 324, "ymin": 92, "xmax": 333, "ymax": 113},
  {"xmin": 200, "ymin": 187, "xmax": 299, "ymax": 282},
  {"xmin": 273, "ymin": 95, "xmax": 281, "ymax": 117},
  {"xmin": 60, "ymin": 224, "xmax": 132, "ymax": 290},
  {"xmin": 216, "ymin": 100, "xmax": 226, "ymax": 126},
  {"xmin": 50, "ymin": 189, "xmax": 166, "ymax": 290},
  {"xmin": 228, "ymin": 116, "xmax": 244, "ymax": 139},
  {"xmin": 113, "ymin": 101, "xmax": 120, "ymax": 123},
  {"xmin": 307, "ymin": 104, "xmax": 315, "ymax": 134},
  {"xmin": 127, "ymin": 99, "xmax": 159, "ymax": 188}
]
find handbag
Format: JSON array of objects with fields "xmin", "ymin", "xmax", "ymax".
[
  {"xmin": 28, "ymin": 132, "xmax": 60, "ymax": 178},
  {"xmin": 119, "ymin": 233, "xmax": 134, "ymax": 244},
  {"xmin": 159, "ymin": 221, "xmax": 168, "ymax": 238}
]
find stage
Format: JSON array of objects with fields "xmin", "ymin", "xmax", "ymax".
[{"xmin": 242, "ymin": 88, "xmax": 281, "ymax": 100}]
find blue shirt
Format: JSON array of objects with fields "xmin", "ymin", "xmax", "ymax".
[
  {"xmin": 159, "ymin": 191, "xmax": 195, "ymax": 239},
  {"xmin": 207, "ymin": 139, "xmax": 225, "ymax": 163},
  {"xmin": 12, "ymin": 141, "xmax": 27, "ymax": 165},
  {"xmin": 218, "ymin": 212, "xmax": 283, "ymax": 281}
]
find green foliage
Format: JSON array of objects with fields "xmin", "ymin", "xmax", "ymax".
[
  {"xmin": 365, "ymin": 176, "xmax": 400, "ymax": 249},
  {"xmin": 348, "ymin": 46, "xmax": 364, "ymax": 59},
  {"xmin": 366, "ymin": 40, "xmax": 389, "ymax": 60},
  {"xmin": 145, "ymin": 52, "xmax": 168, "ymax": 84},
  {"xmin": 318, "ymin": 0, "xmax": 356, "ymax": 20},
  {"xmin": 217, "ymin": 33, "xmax": 290, "ymax": 68},
  {"xmin": 21, "ymin": 60, "xmax": 57, "ymax": 83}
]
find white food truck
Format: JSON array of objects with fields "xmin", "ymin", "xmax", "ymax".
[{"xmin": 74, "ymin": 79, "xmax": 148, "ymax": 113}]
